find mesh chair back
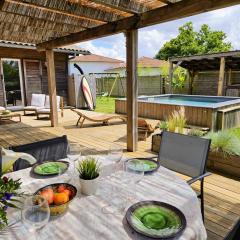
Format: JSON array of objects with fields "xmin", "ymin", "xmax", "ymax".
[
  {"xmin": 11, "ymin": 135, "xmax": 68, "ymax": 171},
  {"xmin": 158, "ymin": 131, "xmax": 211, "ymax": 178}
]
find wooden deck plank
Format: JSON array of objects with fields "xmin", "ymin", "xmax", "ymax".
[{"xmin": 0, "ymin": 109, "xmax": 239, "ymax": 240}]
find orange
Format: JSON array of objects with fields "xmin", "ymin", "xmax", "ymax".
[
  {"xmin": 40, "ymin": 188, "xmax": 54, "ymax": 205},
  {"xmin": 63, "ymin": 189, "xmax": 71, "ymax": 197},
  {"xmin": 57, "ymin": 184, "xmax": 66, "ymax": 193},
  {"xmin": 53, "ymin": 192, "xmax": 69, "ymax": 205}
]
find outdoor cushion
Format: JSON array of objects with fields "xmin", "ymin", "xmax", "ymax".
[
  {"xmin": 7, "ymin": 106, "xmax": 24, "ymax": 111},
  {"xmin": 45, "ymin": 95, "xmax": 61, "ymax": 109},
  {"xmin": 23, "ymin": 106, "xmax": 44, "ymax": 110},
  {"xmin": 1, "ymin": 147, "xmax": 37, "ymax": 174},
  {"xmin": 31, "ymin": 94, "xmax": 46, "ymax": 107},
  {"xmin": 37, "ymin": 108, "xmax": 61, "ymax": 113},
  {"xmin": 0, "ymin": 106, "xmax": 5, "ymax": 111}
]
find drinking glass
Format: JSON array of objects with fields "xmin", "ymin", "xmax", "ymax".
[
  {"xmin": 108, "ymin": 143, "xmax": 123, "ymax": 163},
  {"xmin": 21, "ymin": 195, "xmax": 50, "ymax": 239},
  {"xmin": 124, "ymin": 160, "xmax": 144, "ymax": 183},
  {"xmin": 67, "ymin": 142, "xmax": 81, "ymax": 180},
  {"xmin": 124, "ymin": 160, "xmax": 145, "ymax": 200},
  {"xmin": 67, "ymin": 142, "xmax": 81, "ymax": 162}
]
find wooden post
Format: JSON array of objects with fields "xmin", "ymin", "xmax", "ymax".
[
  {"xmin": 169, "ymin": 61, "xmax": 173, "ymax": 93},
  {"xmin": 188, "ymin": 70, "xmax": 196, "ymax": 95},
  {"xmin": 126, "ymin": 29, "xmax": 138, "ymax": 152},
  {"xmin": 217, "ymin": 57, "xmax": 225, "ymax": 96},
  {"xmin": 46, "ymin": 49, "xmax": 58, "ymax": 127}
]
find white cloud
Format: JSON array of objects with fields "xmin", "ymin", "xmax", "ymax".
[
  {"xmin": 77, "ymin": 34, "xmax": 126, "ymax": 60},
  {"xmin": 77, "ymin": 29, "xmax": 174, "ymax": 60},
  {"xmin": 138, "ymin": 29, "xmax": 176, "ymax": 58}
]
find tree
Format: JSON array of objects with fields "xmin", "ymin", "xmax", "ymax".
[{"xmin": 156, "ymin": 22, "xmax": 232, "ymax": 60}]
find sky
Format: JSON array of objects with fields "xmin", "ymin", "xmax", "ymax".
[{"xmin": 76, "ymin": 5, "xmax": 240, "ymax": 61}]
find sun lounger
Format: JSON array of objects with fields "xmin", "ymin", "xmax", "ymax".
[
  {"xmin": 138, "ymin": 119, "xmax": 155, "ymax": 141},
  {"xmin": 71, "ymin": 108, "xmax": 126, "ymax": 127}
]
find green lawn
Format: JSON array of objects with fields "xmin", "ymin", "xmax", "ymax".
[{"xmin": 95, "ymin": 96, "xmax": 116, "ymax": 114}]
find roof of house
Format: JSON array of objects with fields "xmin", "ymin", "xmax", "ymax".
[
  {"xmin": 0, "ymin": 40, "xmax": 90, "ymax": 55},
  {"xmin": 69, "ymin": 54, "xmax": 124, "ymax": 63},
  {"xmin": 106, "ymin": 57, "xmax": 168, "ymax": 70}
]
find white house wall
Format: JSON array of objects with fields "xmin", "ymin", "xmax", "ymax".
[{"xmin": 68, "ymin": 61, "xmax": 122, "ymax": 75}]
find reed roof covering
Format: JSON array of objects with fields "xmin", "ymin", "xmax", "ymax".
[
  {"xmin": 0, "ymin": 0, "xmax": 166, "ymax": 44},
  {"xmin": 0, "ymin": 0, "xmax": 239, "ymax": 49}
]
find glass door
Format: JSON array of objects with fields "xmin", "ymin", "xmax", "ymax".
[{"xmin": 1, "ymin": 59, "xmax": 24, "ymax": 107}]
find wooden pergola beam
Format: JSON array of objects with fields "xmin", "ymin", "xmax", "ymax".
[
  {"xmin": 0, "ymin": 22, "xmax": 81, "ymax": 37},
  {"xmin": 168, "ymin": 61, "xmax": 173, "ymax": 94},
  {"xmin": 37, "ymin": 0, "xmax": 240, "ymax": 50},
  {"xmin": 170, "ymin": 50, "xmax": 240, "ymax": 62},
  {"xmin": 126, "ymin": 29, "xmax": 138, "ymax": 152},
  {"xmin": 218, "ymin": 57, "xmax": 226, "ymax": 96},
  {"xmin": 46, "ymin": 49, "xmax": 58, "ymax": 127},
  {"xmin": 89, "ymin": 0, "xmax": 147, "ymax": 14},
  {"xmin": 8, "ymin": 0, "xmax": 122, "ymax": 23},
  {"xmin": 0, "ymin": 12, "xmax": 86, "ymax": 32}
]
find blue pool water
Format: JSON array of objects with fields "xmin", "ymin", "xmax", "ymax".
[{"xmin": 139, "ymin": 95, "xmax": 240, "ymax": 108}]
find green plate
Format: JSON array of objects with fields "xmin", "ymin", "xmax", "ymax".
[
  {"xmin": 32, "ymin": 161, "xmax": 69, "ymax": 176},
  {"xmin": 126, "ymin": 201, "xmax": 186, "ymax": 239},
  {"xmin": 127, "ymin": 158, "xmax": 159, "ymax": 173}
]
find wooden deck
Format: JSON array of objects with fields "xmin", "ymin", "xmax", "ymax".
[{"xmin": 0, "ymin": 109, "xmax": 239, "ymax": 239}]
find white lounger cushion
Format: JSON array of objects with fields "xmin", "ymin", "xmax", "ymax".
[
  {"xmin": 31, "ymin": 94, "xmax": 46, "ymax": 107},
  {"xmin": 44, "ymin": 95, "xmax": 61, "ymax": 109},
  {"xmin": 0, "ymin": 106, "xmax": 5, "ymax": 111},
  {"xmin": 37, "ymin": 108, "xmax": 61, "ymax": 114},
  {"xmin": 23, "ymin": 106, "xmax": 44, "ymax": 111}
]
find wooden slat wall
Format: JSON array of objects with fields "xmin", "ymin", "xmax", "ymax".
[
  {"xmin": 192, "ymin": 71, "xmax": 240, "ymax": 96},
  {"xmin": 42, "ymin": 60, "xmax": 68, "ymax": 103},
  {"xmin": 0, "ymin": 47, "xmax": 69, "ymax": 105},
  {"xmin": 115, "ymin": 99, "xmax": 213, "ymax": 128},
  {"xmin": 24, "ymin": 60, "xmax": 42, "ymax": 104}
]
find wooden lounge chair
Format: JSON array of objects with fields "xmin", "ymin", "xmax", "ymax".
[
  {"xmin": 71, "ymin": 108, "xmax": 126, "ymax": 127},
  {"xmin": 138, "ymin": 119, "xmax": 155, "ymax": 141}
]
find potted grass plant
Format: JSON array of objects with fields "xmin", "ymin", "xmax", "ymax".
[
  {"xmin": 205, "ymin": 130, "xmax": 240, "ymax": 177},
  {"xmin": 77, "ymin": 157, "xmax": 100, "ymax": 195}
]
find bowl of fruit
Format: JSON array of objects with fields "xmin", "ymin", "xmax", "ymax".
[{"xmin": 34, "ymin": 183, "xmax": 77, "ymax": 216}]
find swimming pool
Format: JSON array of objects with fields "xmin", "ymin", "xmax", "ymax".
[
  {"xmin": 138, "ymin": 95, "xmax": 240, "ymax": 108},
  {"xmin": 115, "ymin": 94, "xmax": 240, "ymax": 130}
]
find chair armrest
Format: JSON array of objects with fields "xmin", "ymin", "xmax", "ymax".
[{"xmin": 187, "ymin": 172, "xmax": 212, "ymax": 185}]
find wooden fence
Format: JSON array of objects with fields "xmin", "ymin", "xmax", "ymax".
[
  {"xmin": 95, "ymin": 75, "xmax": 169, "ymax": 97},
  {"xmin": 85, "ymin": 70, "xmax": 240, "ymax": 98}
]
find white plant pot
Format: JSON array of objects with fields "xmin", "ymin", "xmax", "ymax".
[{"xmin": 79, "ymin": 177, "xmax": 99, "ymax": 196}]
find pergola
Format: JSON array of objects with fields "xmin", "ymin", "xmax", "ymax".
[
  {"xmin": 1, "ymin": 0, "xmax": 240, "ymax": 151},
  {"xmin": 169, "ymin": 50, "xmax": 240, "ymax": 96}
]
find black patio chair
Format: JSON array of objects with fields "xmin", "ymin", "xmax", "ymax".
[
  {"xmin": 10, "ymin": 135, "xmax": 68, "ymax": 171},
  {"xmin": 158, "ymin": 131, "xmax": 211, "ymax": 221},
  {"xmin": 224, "ymin": 218, "xmax": 240, "ymax": 240}
]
